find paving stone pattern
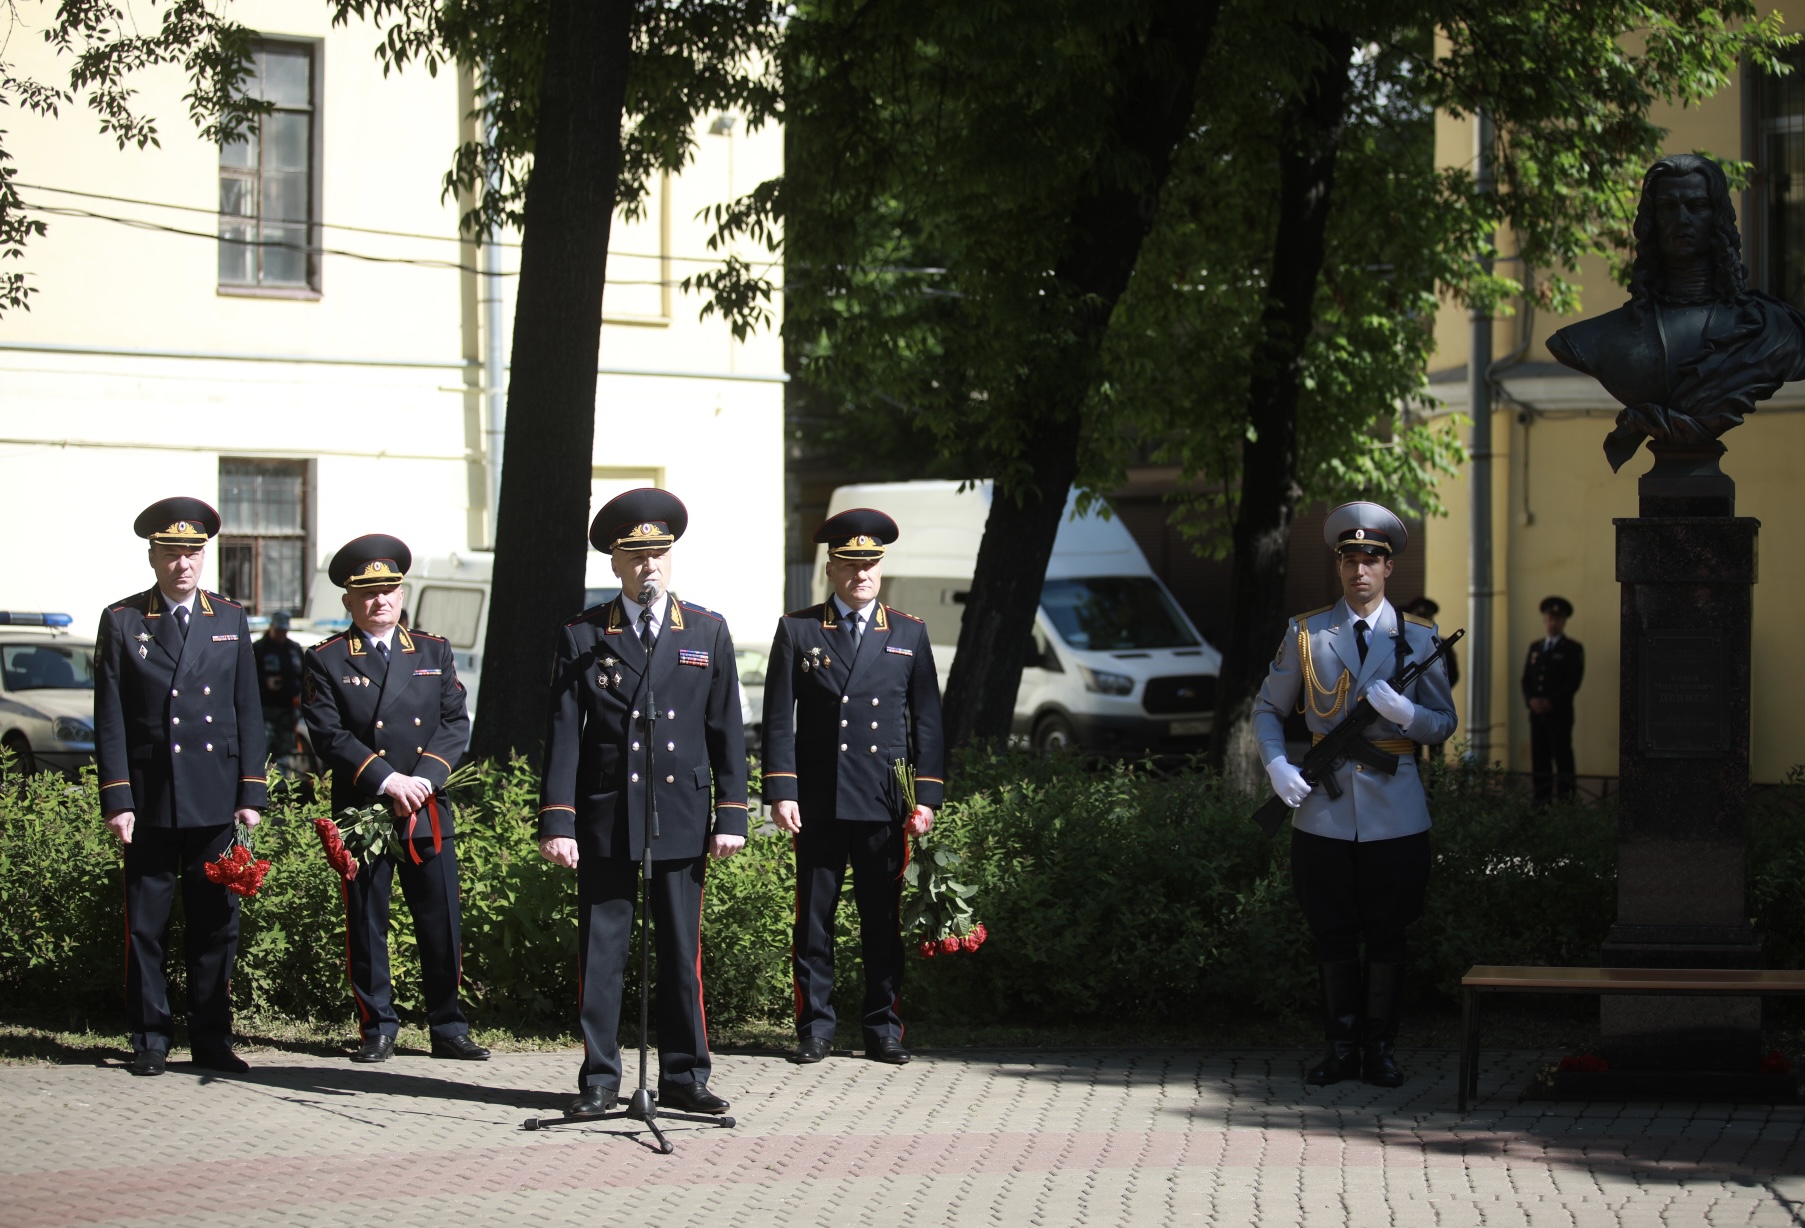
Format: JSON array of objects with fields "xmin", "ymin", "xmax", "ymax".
[{"xmin": 2, "ymin": 1047, "xmax": 1803, "ymax": 1226}]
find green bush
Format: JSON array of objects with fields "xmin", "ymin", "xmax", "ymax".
[{"xmin": 4, "ymin": 749, "xmax": 1801, "ymax": 1035}]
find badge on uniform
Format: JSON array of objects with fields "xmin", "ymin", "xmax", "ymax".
[
  {"xmin": 212, "ymin": 634, "xmax": 238, "ymax": 642},
  {"xmin": 801, "ymin": 646, "xmax": 831, "ymax": 672},
  {"xmin": 885, "ymin": 645, "xmax": 914, "ymax": 657},
  {"xmin": 413, "ymin": 668, "xmax": 441, "ymax": 676},
  {"xmin": 679, "ymin": 649, "xmax": 709, "ymax": 668}
]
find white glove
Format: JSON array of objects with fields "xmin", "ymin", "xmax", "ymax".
[
  {"xmin": 1367, "ymin": 680, "xmax": 1415, "ymax": 728},
  {"xmin": 1265, "ymin": 758, "xmax": 1312, "ymax": 808}
]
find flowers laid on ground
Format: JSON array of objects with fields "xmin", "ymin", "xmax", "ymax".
[
  {"xmin": 1556, "ymin": 1054, "xmax": 1610, "ymax": 1073},
  {"xmin": 1759, "ymin": 1050, "xmax": 1792, "ymax": 1076},
  {"xmin": 314, "ymin": 762, "xmax": 480, "ymax": 880},
  {"xmin": 203, "ymin": 829, "xmax": 271, "ymax": 897},
  {"xmin": 896, "ymin": 759, "xmax": 987, "ymax": 958}
]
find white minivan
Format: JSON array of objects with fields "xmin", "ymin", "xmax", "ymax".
[{"xmin": 818, "ymin": 481, "xmax": 1222, "ymax": 754}]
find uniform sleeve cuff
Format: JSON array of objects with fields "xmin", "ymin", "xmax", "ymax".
[
  {"xmin": 713, "ymin": 802, "xmax": 749, "ymax": 839},
  {"xmin": 760, "ymin": 771, "xmax": 798, "ymax": 801},
  {"xmin": 536, "ymin": 804, "xmax": 576, "ymax": 841}
]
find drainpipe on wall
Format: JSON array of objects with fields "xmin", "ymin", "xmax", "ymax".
[
  {"xmin": 480, "ymin": 96, "xmax": 508, "ymax": 549},
  {"xmin": 1467, "ymin": 108, "xmax": 1496, "ymax": 764}
]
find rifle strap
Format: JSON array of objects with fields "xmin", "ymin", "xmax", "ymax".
[{"xmin": 1393, "ymin": 624, "xmax": 1408, "ymax": 682}]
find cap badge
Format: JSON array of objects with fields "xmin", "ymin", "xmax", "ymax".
[{"xmin": 1355, "ymin": 529, "xmax": 1366, "ymax": 539}]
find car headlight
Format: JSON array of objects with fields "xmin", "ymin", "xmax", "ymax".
[
  {"xmin": 53, "ymin": 716, "xmax": 94, "ymax": 743},
  {"xmin": 1078, "ymin": 666, "xmax": 1135, "ymax": 696}
]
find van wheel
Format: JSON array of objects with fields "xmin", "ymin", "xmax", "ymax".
[
  {"xmin": 1, "ymin": 733, "xmax": 34, "ymax": 777},
  {"xmin": 1034, "ymin": 715, "xmax": 1078, "ymax": 755}
]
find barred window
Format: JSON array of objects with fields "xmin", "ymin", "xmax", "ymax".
[
  {"xmin": 218, "ymin": 460, "xmax": 309, "ymax": 615},
  {"xmin": 1756, "ymin": 49, "xmax": 1805, "ymax": 308},
  {"xmin": 218, "ymin": 41, "xmax": 318, "ymax": 291}
]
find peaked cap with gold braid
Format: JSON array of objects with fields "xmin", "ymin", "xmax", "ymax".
[
  {"xmin": 133, "ymin": 496, "xmax": 220, "ymax": 547},
  {"xmin": 328, "ymin": 533, "xmax": 413, "ymax": 589},
  {"xmin": 815, "ymin": 507, "xmax": 899, "ymax": 561}
]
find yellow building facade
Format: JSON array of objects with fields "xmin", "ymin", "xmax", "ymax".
[{"xmin": 1424, "ymin": 9, "xmax": 1805, "ymax": 782}]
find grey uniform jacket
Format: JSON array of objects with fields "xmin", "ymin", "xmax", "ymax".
[{"xmin": 1251, "ymin": 599, "xmax": 1457, "ymax": 842}]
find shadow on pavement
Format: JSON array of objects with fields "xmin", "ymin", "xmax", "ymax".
[{"xmin": 173, "ymin": 1061, "xmax": 574, "ymax": 1113}]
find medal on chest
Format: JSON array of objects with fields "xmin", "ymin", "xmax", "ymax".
[
  {"xmin": 597, "ymin": 657, "xmax": 623, "ymax": 690},
  {"xmin": 800, "ymin": 645, "xmax": 831, "ymax": 673}
]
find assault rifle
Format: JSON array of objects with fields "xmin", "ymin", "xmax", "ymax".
[{"xmin": 1249, "ymin": 627, "xmax": 1465, "ymax": 838}]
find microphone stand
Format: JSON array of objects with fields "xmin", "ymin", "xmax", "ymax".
[{"xmin": 527, "ymin": 602, "xmax": 735, "ymax": 1150}]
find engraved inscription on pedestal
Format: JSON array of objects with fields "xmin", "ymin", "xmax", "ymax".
[{"xmin": 1641, "ymin": 631, "xmax": 1724, "ymax": 757}]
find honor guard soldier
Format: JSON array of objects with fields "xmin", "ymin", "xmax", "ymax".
[
  {"xmin": 302, "ymin": 535, "xmax": 489, "ymax": 1064},
  {"xmin": 1252, "ymin": 502, "xmax": 1457, "ymax": 1088},
  {"xmin": 537, "ymin": 489, "xmax": 748, "ymax": 1119},
  {"xmin": 94, "ymin": 497, "xmax": 268, "ymax": 1076},
  {"xmin": 762, "ymin": 509, "xmax": 946, "ymax": 1066},
  {"xmin": 1522, "ymin": 595, "xmax": 1584, "ymax": 805},
  {"xmin": 254, "ymin": 610, "xmax": 306, "ymax": 770}
]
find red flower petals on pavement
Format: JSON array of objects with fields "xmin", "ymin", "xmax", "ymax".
[
  {"xmin": 1760, "ymin": 1050, "xmax": 1792, "ymax": 1075},
  {"xmin": 1557, "ymin": 1054, "xmax": 1610, "ymax": 1073}
]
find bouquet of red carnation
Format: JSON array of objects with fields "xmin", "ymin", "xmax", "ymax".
[
  {"xmin": 203, "ymin": 828, "xmax": 272, "ymax": 898},
  {"xmin": 313, "ymin": 817, "xmax": 359, "ymax": 881},
  {"xmin": 895, "ymin": 760, "xmax": 988, "ymax": 958}
]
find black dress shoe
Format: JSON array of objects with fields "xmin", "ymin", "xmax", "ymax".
[
  {"xmin": 192, "ymin": 1046, "xmax": 250, "ymax": 1074},
  {"xmin": 566, "ymin": 1086, "xmax": 618, "ymax": 1118},
  {"xmin": 431, "ymin": 1034, "xmax": 491, "ymax": 1061},
  {"xmin": 869, "ymin": 1037, "xmax": 912, "ymax": 1065},
  {"xmin": 1306, "ymin": 1042, "xmax": 1362, "ymax": 1086},
  {"xmin": 658, "ymin": 1082, "xmax": 730, "ymax": 1114},
  {"xmin": 794, "ymin": 1036, "xmax": 831, "ymax": 1064},
  {"xmin": 1362, "ymin": 1041, "xmax": 1404, "ymax": 1088},
  {"xmin": 351, "ymin": 1034, "xmax": 396, "ymax": 1064},
  {"xmin": 130, "ymin": 1049, "xmax": 167, "ymax": 1077}
]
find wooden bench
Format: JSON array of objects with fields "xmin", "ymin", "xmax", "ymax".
[{"xmin": 1457, "ymin": 965, "xmax": 1805, "ymax": 1111}]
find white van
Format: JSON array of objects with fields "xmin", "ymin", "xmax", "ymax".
[{"xmin": 818, "ymin": 481, "xmax": 1222, "ymax": 754}]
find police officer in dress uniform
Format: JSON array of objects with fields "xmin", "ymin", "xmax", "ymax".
[
  {"xmin": 254, "ymin": 610, "xmax": 306, "ymax": 770},
  {"xmin": 301, "ymin": 535, "xmax": 489, "ymax": 1064},
  {"xmin": 537, "ymin": 489, "xmax": 748, "ymax": 1118},
  {"xmin": 763, "ymin": 509, "xmax": 946, "ymax": 1066},
  {"xmin": 1252, "ymin": 502, "xmax": 1457, "ymax": 1088},
  {"xmin": 1522, "ymin": 595, "xmax": 1584, "ymax": 806},
  {"xmin": 95, "ymin": 497, "xmax": 268, "ymax": 1076}
]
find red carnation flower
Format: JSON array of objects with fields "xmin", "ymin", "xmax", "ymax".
[
  {"xmin": 203, "ymin": 841, "xmax": 271, "ymax": 898},
  {"xmin": 970, "ymin": 923, "xmax": 988, "ymax": 946},
  {"xmin": 961, "ymin": 931, "xmax": 981, "ymax": 952},
  {"xmin": 1557, "ymin": 1054, "xmax": 1609, "ymax": 1074},
  {"xmin": 938, "ymin": 935, "xmax": 961, "ymax": 955},
  {"xmin": 313, "ymin": 817, "xmax": 359, "ymax": 881},
  {"xmin": 919, "ymin": 941, "xmax": 936, "ymax": 959},
  {"xmin": 1760, "ymin": 1050, "xmax": 1792, "ymax": 1076}
]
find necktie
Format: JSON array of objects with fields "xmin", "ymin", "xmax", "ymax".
[
  {"xmin": 174, "ymin": 606, "xmax": 189, "ymax": 640},
  {"xmin": 639, "ymin": 608, "xmax": 655, "ymax": 653},
  {"xmin": 376, "ymin": 639, "xmax": 391, "ymax": 662},
  {"xmin": 1354, "ymin": 619, "xmax": 1369, "ymax": 665},
  {"xmin": 848, "ymin": 609, "xmax": 863, "ymax": 645}
]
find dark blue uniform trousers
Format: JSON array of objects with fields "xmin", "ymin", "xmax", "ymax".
[
  {"xmin": 575, "ymin": 853, "xmax": 710, "ymax": 1094},
  {"xmin": 792, "ymin": 817, "xmax": 906, "ymax": 1045},
  {"xmin": 124, "ymin": 823, "xmax": 239, "ymax": 1054},
  {"xmin": 339, "ymin": 836, "xmax": 469, "ymax": 1041}
]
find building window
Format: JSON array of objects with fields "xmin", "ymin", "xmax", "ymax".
[
  {"xmin": 218, "ymin": 41, "xmax": 317, "ymax": 291},
  {"xmin": 1756, "ymin": 49, "xmax": 1805, "ymax": 308},
  {"xmin": 219, "ymin": 460, "xmax": 309, "ymax": 615}
]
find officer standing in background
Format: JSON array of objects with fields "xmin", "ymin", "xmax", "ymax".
[
  {"xmin": 1522, "ymin": 596, "xmax": 1584, "ymax": 806},
  {"xmin": 763, "ymin": 509, "xmax": 944, "ymax": 1066},
  {"xmin": 94, "ymin": 497, "xmax": 267, "ymax": 1076},
  {"xmin": 537, "ymin": 489, "xmax": 748, "ymax": 1119},
  {"xmin": 1253, "ymin": 502, "xmax": 1457, "ymax": 1088},
  {"xmin": 254, "ymin": 610, "xmax": 305, "ymax": 771},
  {"xmin": 302, "ymin": 535, "xmax": 489, "ymax": 1064}
]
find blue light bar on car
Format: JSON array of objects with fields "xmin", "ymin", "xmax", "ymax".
[{"xmin": 0, "ymin": 613, "xmax": 73, "ymax": 626}]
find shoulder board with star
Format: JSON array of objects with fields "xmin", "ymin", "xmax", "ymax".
[
  {"xmin": 566, "ymin": 600, "xmax": 616, "ymax": 628},
  {"xmin": 1401, "ymin": 612, "xmax": 1433, "ymax": 629},
  {"xmin": 110, "ymin": 589, "xmax": 154, "ymax": 613},
  {"xmin": 1291, "ymin": 604, "xmax": 1334, "ymax": 625},
  {"xmin": 408, "ymin": 628, "xmax": 447, "ymax": 642},
  {"xmin": 204, "ymin": 590, "xmax": 242, "ymax": 609},
  {"xmin": 312, "ymin": 631, "xmax": 349, "ymax": 653},
  {"xmin": 884, "ymin": 606, "xmax": 924, "ymax": 624},
  {"xmin": 785, "ymin": 604, "xmax": 825, "ymax": 620},
  {"xmin": 678, "ymin": 598, "xmax": 723, "ymax": 622}
]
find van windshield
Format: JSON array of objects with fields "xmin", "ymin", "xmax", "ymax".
[{"xmin": 1040, "ymin": 577, "xmax": 1198, "ymax": 651}]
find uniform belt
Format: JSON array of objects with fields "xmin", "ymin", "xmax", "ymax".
[{"xmin": 1312, "ymin": 734, "xmax": 1416, "ymax": 756}]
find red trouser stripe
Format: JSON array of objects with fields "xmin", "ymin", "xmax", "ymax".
[
  {"xmin": 339, "ymin": 879, "xmax": 371, "ymax": 1025},
  {"xmin": 121, "ymin": 865, "xmax": 132, "ymax": 998},
  {"xmin": 695, "ymin": 878, "xmax": 710, "ymax": 1053},
  {"xmin": 790, "ymin": 834, "xmax": 805, "ymax": 1023}
]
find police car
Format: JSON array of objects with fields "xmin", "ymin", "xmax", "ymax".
[{"xmin": 0, "ymin": 613, "xmax": 97, "ymax": 777}]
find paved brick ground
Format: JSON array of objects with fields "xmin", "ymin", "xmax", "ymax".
[{"xmin": 2, "ymin": 1045, "xmax": 1802, "ymax": 1226}]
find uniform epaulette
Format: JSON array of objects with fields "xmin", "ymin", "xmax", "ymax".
[
  {"xmin": 884, "ymin": 606, "xmax": 924, "ymax": 624},
  {"xmin": 205, "ymin": 590, "xmax": 242, "ymax": 609},
  {"xmin": 1401, "ymin": 612, "xmax": 1433, "ymax": 629},
  {"xmin": 566, "ymin": 601, "xmax": 614, "ymax": 628},
  {"xmin": 1292, "ymin": 604, "xmax": 1334, "ymax": 623},
  {"xmin": 315, "ymin": 631, "xmax": 348, "ymax": 650},
  {"xmin": 408, "ymin": 628, "xmax": 446, "ymax": 642},
  {"xmin": 679, "ymin": 599, "xmax": 724, "ymax": 622},
  {"xmin": 785, "ymin": 605, "xmax": 822, "ymax": 620}
]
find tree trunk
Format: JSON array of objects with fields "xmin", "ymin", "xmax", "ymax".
[
  {"xmin": 940, "ymin": 0, "xmax": 1222, "ymax": 750},
  {"xmin": 1210, "ymin": 26, "xmax": 1355, "ymax": 792},
  {"xmin": 469, "ymin": 0, "xmax": 635, "ymax": 763}
]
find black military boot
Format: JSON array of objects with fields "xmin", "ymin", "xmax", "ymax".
[
  {"xmin": 1361, "ymin": 960, "xmax": 1405, "ymax": 1087},
  {"xmin": 1305, "ymin": 960, "xmax": 1364, "ymax": 1086}
]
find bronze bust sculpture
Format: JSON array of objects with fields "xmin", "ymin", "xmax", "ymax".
[{"xmin": 1547, "ymin": 153, "xmax": 1805, "ymax": 473}]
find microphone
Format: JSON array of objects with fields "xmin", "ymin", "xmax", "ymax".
[{"xmin": 637, "ymin": 584, "xmax": 656, "ymax": 605}]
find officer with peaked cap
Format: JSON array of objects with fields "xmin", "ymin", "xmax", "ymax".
[
  {"xmin": 301, "ymin": 535, "xmax": 488, "ymax": 1064},
  {"xmin": 1252, "ymin": 501, "xmax": 1457, "ymax": 1088},
  {"xmin": 763, "ymin": 508, "xmax": 946, "ymax": 1066},
  {"xmin": 94, "ymin": 497, "xmax": 268, "ymax": 1075},
  {"xmin": 537, "ymin": 488, "xmax": 748, "ymax": 1118},
  {"xmin": 1522, "ymin": 595, "xmax": 1584, "ymax": 805}
]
